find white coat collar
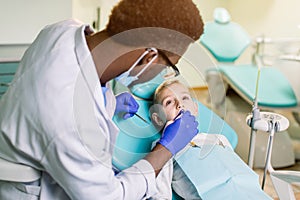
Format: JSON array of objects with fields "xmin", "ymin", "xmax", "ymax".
[
  {"xmin": 73, "ymin": 24, "xmax": 119, "ymax": 154},
  {"xmin": 74, "ymin": 24, "xmax": 104, "ymax": 109}
]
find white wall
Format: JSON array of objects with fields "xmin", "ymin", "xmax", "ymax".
[
  {"xmin": 72, "ymin": 0, "xmax": 101, "ymax": 30},
  {"xmin": 196, "ymin": 0, "xmax": 300, "ymax": 65},
  {"xmin": 227, "ymin": 0, "xmax": 300, "ymax": 38},
  {"xmin": 0, "ymin": 0, "xmax": 101, "ymax": 60},
  {"xmin": 0, "ymin": 0, "xmax": 72, "ymax": 44},
  {"xmin": 1, "ymin": 0, "xmax": 299, "ymax": 86},
  {"xmin": 98, "ymin": 0, "xmax": 120, "ymax": 30},
  {"xmin": 229, "ymin": 0, "xmax": 300, "ymax": 64},
  {"xmin": 193, "ymin": 0, "xmax": 227, "ymax": 22},
  {"xmin": 187, "ymin": 0, "xmax": 300, "ymax": 87}
]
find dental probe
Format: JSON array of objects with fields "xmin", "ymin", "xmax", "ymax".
[{"xmin": 134, "ymin": 113, "xmax": 150, "ymax": 124}]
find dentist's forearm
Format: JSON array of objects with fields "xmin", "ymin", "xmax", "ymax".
[{"xmin": 144, "ymin": 144, "xmax": 172, "ymax": 176}]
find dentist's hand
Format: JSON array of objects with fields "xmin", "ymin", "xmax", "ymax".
[
  {"xmin": 158, "ymin": 110, "xmax": 198, "ymax": 155},
  {"xmin": 115, "ymin": 92, "xmax": 139, "ymax": 119}
]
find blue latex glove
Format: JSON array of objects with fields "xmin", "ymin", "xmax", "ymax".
[
  {"xmin": 159, "ymin": 110, "xmax": 199, "ymax": 155},
  {"xmin": 115, "ymin": 92, "xmax": 139, "ymax": 119}
]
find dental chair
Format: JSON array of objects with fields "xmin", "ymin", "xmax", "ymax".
[
  {"xmin": 0, "ymin": 61, "xmax": 18, "ymax": 98},
  {"xmin": 111, "ymin": 80, "xmax": 240, "ymax": 199},
  {"xmin": 111, "ymin": 78, "xmax": 274, "ymax": 199},
  {"xmin": 112, "ymin": 91, "xmax": 238, "ymax": 171},
  {"xmin": 200, "ymin": 7, "xmax": 297, "ymax": 168}
]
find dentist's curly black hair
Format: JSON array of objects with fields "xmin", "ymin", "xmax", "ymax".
[{"xmin": 105, "ymin": 0, "xmax": 204, "ymax": 54}]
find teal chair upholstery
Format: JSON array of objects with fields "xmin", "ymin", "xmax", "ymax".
[
  {"xmin": 112, "ymin": 98, "xmax": 238, "ymax": 199},
  {"xmin": 0, "ymin": 62, "xmax": 19, "ymax": 98},
  {"xmin": 112, "ymin": 99, "xmax": 238, "ymax": 171},
  {"xmin": 220, "ymin": 65, "xmax": 297, "ymax": 108},
  {"xmin": 200, "ymin": 8, "xmax": 250, "ymax": 63},
  {"xmin": 200, "ymin": 8, "xmax": 297, "ymax": 170},
  {"xmin": 200, "ymin": 8, "xmax": 297, "ymax": 108}
]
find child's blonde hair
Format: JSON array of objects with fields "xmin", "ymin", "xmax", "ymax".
[{"xmin": 153, "ymin": 79, "xmax": 181, "ymax": 104}]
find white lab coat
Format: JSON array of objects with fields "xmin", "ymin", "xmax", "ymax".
[{"xmin": 0, "ymin": 19, "xmax": 157, "ymax": 199}]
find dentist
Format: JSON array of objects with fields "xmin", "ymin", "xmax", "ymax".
[{"xmin": 0, "ymin": 0, "xmax": 204, "ymax": 199}]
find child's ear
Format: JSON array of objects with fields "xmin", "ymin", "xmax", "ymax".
[{"xmin": 151, "ymin": 113, "xmax": 165, "ymax": 127}]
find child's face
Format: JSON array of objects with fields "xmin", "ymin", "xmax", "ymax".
[{"xmin": 156, "ymin": 82, "xmax": 198, "ymax": 121}]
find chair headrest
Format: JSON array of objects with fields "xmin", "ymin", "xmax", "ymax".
[{"xmin": 214, "ymin": 7, "xmax": 231, "ymax": 24}]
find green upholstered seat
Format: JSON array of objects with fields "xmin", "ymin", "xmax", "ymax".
[
  {"xmin": 220, "ymin": 64, "xmax": 297, "ymax": 108},
  {"xmin": 0, "ymin": 62, "xmax": 19, "ymax": 98}
]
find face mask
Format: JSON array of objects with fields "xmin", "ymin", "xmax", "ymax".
[
  {"xmin": 129, "ymin": 70, "xmax": 167, "ymax": 100},
  {"xmin": 114, "ymin": 71, "xmax": 138, "ymax": 87},
  {"xmin": 115, "ymin": 48, "xmax": 158, "ymax": 87}
]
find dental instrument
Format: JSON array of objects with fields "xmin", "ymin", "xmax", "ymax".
[
  {"xmin": 134, "ymin": 113, "xmax": 149, "ymax": 124},
  {"xmin": 174, "ymin": 109, "xmax": 184, "ymax": 121},
  {"xmin": 246, "ymin": 54, "xmax": 290, "ymax": 189},
  {"xmin": 247, "ymin": 54, "xmax": 263, "ymax": 169}
]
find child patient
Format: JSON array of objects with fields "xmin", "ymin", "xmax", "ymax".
[{"xmin": 150, "ymin": 80, "xmax": 272, "ymax": 200}]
